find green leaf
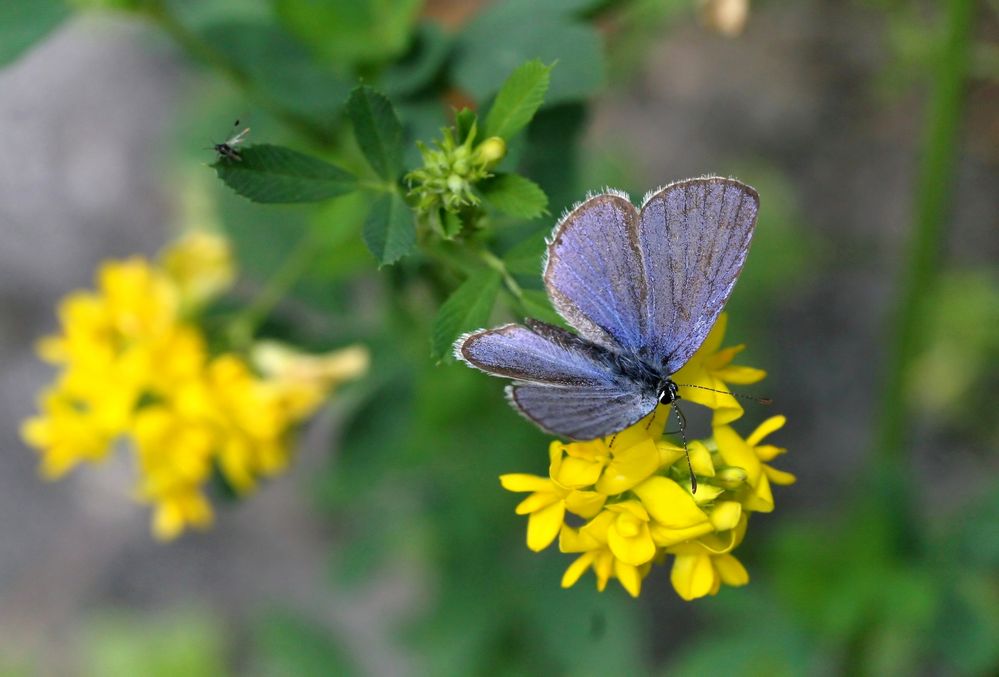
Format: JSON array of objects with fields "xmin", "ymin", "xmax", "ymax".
[
  {"xmin": 518, "ymin": 289, "xmax": 563, "ymax": 326},
  {"xmin": 255, "ymin": 612, "xmax": 357, "ymax": 676},
  {"xmin": 483, "ymin": 60, "xmax": 554, "ymax": 140},
  {"xmin": 197, "ymin": 22, "xmax": 350, "ymax": 125},
  {"xmin": 275, "ymin": 0, "xmax": 421, "ymax": 66},
  {"xmin": 432, "ymin": 268, "xmax": 502, "ymax": 361},
  {"xmin": 382, "ymin": 22, "xmax": 452, "ymax": 97},
  {"xmin": 455, "ymin": 2, "xmax": 603, "ymax": 104},
  {"xmin": 479, "ymin": 173, "xmax": 549, "ymax": 219},
  {"xmin": 346, "ymin": 86, "xmax": 405, "ymax": 180},
  {"xmin": 363, "ymin": 193, "xmax": 415, "ymax": 265},
  {"xmin": 214, "ymin": 144, "xmax": 357, "ymax": 203},
  {"xmin": 0, "ymin": 0, "xmax": 69, "ymax": 67},
  {"xmin": 502, "ymin": 227, "xmax": 549, "ymax": 275}
]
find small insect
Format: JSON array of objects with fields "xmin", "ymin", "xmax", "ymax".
[
  {"xmin": 455, "ymin": 177, "xmax": 765, "ymax": 489},
  {"xmin": 213, "ymin": 119, "xmax": 250, "ymax": 162}
]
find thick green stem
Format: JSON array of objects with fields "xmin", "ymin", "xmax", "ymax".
[{"xmin": 873, "ymin": 0, "xmax": 975, "ymax": 466}]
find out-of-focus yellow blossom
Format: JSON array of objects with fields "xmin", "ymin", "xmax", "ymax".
[
  {"xmin": 501, "ymin": 314, "xmax": 790, "ymax": 600},
  {"xmin": 252, "ymin": 341, "xmax": 370, "ymax": 417},
  {"xmin": 162, "ymin": 230, "xmax": 235, "ymax": 307},
  {"xmin": 672, "ymin": 313, "xmax": 766, "ymax": 425},
  {"xmin": 22, "ymin": 238, "xmax": 368, "ymax": 540}
]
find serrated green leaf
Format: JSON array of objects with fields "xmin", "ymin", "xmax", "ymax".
[
  {"xmin": 483, "ymin": 60, "xmax": 553, "ymax": 140},
  {"xmin": 479, "ymin": 173, "xmax": 549, "ymax": 219},
  {"xmin": 440, "ymin": 209, "xmax": 463, "ymax": 239},
  {"xmin": 347, "ymin": 86, "xmax": 405, "ymax": 180},
  {"xmin": 214, "ymin": 145, "xmax": 357, "ymax": 203},
  {"xmin": 0, "ymin": 0, "xmax": 69, "ymax": 67},
  {"xmin": 432, "ymin": 269, "xmax": 502, "ymax": 361},
  {"xmin": 363, "ymin": 193, "xmax": 415, "ymax": 265}
]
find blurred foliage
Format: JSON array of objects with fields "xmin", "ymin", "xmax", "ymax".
[
  {"xmin": 81, "ymin": 609, "xmax": 227, "ymax": 677},
  {"xmin": 2, "ymin": 0, "xmax": 995, "ymax": 674}
]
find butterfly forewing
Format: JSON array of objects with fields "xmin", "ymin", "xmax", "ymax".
[
  {"xmin": 543, "ymin": 193, "xmax": 648, "ymax": 353},
  {"xmin": 638, "ymin": 178, "xmax": 758, "ymax": 372}
]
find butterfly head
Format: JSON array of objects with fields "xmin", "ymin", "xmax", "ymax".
[{"xmin": 658, "ymin": 380, "xmax": 679, "ymax": 405}]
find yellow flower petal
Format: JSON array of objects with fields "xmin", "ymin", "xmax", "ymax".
[
  {"xmin": 632, "ymin": 476, "xmax": 709, "ymax": 529},
  {"xmin": 764, "ymin": 465, "xmax": 797, "ymax": 486},
  {"xmin": 715, "ymin": 425, "xmax": 763, "ymax": 485},
  {"xmin": 713, "ymin": 364, "xmax": 766, "ymax": 384},
  {"xmin": 556, "ymin": 456, "xmax": 603, "ymax": 487},
  {"xmin": 499, "ymin": 473, "xmax": 553, "ymax": 493},
  {"xmin": 607, "ymin": 519, "xmax": 657, "ymax": 566},
  {"xmin": 746, "ymin": 415, "xmax": 786, "ymax": 447},
  {"xmin": 754, "ymin": 444, "xmax": 786, "ymax": 462},
  {"xmin": 596, "ymin": 438, "xmax": 661, "ymax": 494},
  {"xmin": 559, "ymin": 524, "xmax": 599, "ymax": 553},
  {"xmin": 688, "ymin": 440, "xmax": 716, "ymax": 477},
  {"xmin": 742, "ymin": 472, "xmax": 775, "ymax": 513},
  {"xmin": 562, "ymin": 552, "xmax": 596, "ymax": 588},
  {"xmin": 649, "ymin": 521, "xmax": 716, "ymax": 547},
  {"xmin": 709, "ymin": 501, "xmax": 743, "ymax": 531},
  {"xmin": 526, "ymin": 501, "xmax": 565, "ymax": 551},
  {"xmin": 614, "ymin": 560, "xmax": 643, "ymax": 598},
  {"xmin": 714, "ymin": 553, "xmax": 749, "ymax": 586},
  {"xmin": 515, "ymin": 491, "xmax": 560, "ymax": 515},
  {"xmin": 564, "ymin": 490, "xmax": 606, "ymax": 518},
  {"xmin": 671, "ymin": 553, "xmax": 717, "ymax": 601}
]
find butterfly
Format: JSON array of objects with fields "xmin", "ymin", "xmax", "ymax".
[{"xmin": 454, "ymin": 176, "xmax": 759, "ymax": 442}]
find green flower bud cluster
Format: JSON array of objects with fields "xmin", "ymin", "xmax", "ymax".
[{"xmin": 406, "ymin": 122, "xmax": 507, "ymax": 216}]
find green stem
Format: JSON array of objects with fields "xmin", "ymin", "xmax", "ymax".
[
  {"xmin": 479, "ymin": 249, "xmax": 524, "ymax": 300},
  {"xmin": 873, "ymin": 0, "xmax": 975, "ymax": 466},
  {"xmin": 228, "ymin": 226, "xmax": 322, "ymax": 347}
]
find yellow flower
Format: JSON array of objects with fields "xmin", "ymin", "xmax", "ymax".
[
  {"xmin": 500, "ymin": 317, "xmax": 792, "ymax": 601},
  {"xmin": 667, "ymin": 516, "xmax": 750, "ymax": 600},
  {"xmin": 161, "ymin": 230, "xmax": 234, "ymax": 308},
  {"xmin": 23, "ymin": 244, "xmax": 364, "ymax": 541},
  {"xmin": 715, "ymin": 415, "xmax": 795, "ymax": 513},
  {"xmin": 559, "ymin": 512, "xmax": 651, "ymax": 598},
  {"xmin": 500, "ymin": 443, "xmax": 607, "ymax": 552},
  {"xmin": 251, "ymin": 341, "xmax": 370, "ymax": 419},
  {"xmin": 672, "ymin": 313, "xmax": 766, "ymax": 425}
]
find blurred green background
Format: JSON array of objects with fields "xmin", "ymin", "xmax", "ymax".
[{"xmin": 1, "ymin": 0, "xmax": 997, "ymax": 674}]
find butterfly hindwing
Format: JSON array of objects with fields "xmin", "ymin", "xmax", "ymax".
[{"xmin": 506, "ymin": 382, "xmax": 658, "ymax": 441}]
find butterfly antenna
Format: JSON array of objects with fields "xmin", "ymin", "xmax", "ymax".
[
  {"xmin": 673, "ymin": 403, "xmax": 696, "ymax": 494},
  {"xmin": 676, "ymin": 383, "xmax": 772, "ymax": 406}
]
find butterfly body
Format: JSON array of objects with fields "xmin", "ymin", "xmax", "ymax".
[{"xmin": 456, "ymin": 177, "xmax": 759, "ymax": 441}]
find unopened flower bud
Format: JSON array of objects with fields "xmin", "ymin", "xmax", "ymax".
[
  {"xmin": 715, "ymin": 466, "xmax": 748, "ymax": 489},
  {"xmin": 476, "ymin": 136, "xmax": 507, "ymax": 165}
]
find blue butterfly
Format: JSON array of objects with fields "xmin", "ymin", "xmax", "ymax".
[{"xmin": 455, "ymin": 176, "xmax": 759, "ymax": 441}]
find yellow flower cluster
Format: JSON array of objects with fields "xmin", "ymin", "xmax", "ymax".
[
  {"xmin": 21, "ymin": 233, "xmax": 369, "ymax": 540},
  {"xmin": 500, "ymin": 314, "xmax": 794, "ymax": 600}
]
